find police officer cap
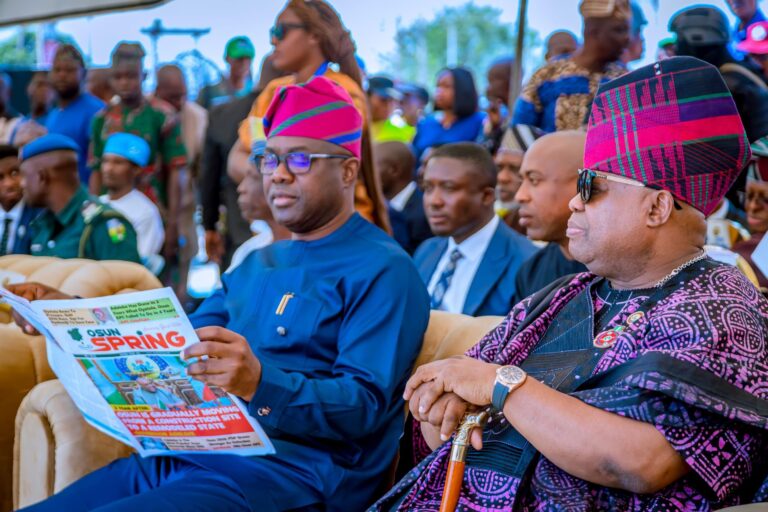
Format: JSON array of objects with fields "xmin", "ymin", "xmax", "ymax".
[
  {"xmin": 20, "ymin": 134, "xmax": 80, "ymax": 161},
  {"xmin": 104, "ymin": 133, "xmax": 150, "ymax": 167}
]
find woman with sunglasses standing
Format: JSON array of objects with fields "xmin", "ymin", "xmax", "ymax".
[{"xmin": 230, "ymin": 0, "xmax": 391, "ymax": 234}]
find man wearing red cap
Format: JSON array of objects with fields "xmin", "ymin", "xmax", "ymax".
[
  {"xmin": 14, "ymin": 77, "xmax": 430, "ymax": 512},
  {"xmin": 737, "ymin": 21, "xmax": 768, "ymax": 80},
  {"xmin": 727, "ymin": 0, "xmax": 766, "ymax": 45},
  {"xmin": 374, "ymin": 57, "xmax": 768, "ymax": 510}
]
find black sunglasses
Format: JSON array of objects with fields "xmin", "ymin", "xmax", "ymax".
[
  {"xmin": 270, "ymin": 22, "xmax": 308, "ymax": 42},
  {"xmin": 577, "ymin": 168, "xmax": 682, "ymax": 210}
]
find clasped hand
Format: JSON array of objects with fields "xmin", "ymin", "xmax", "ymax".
[{"xmin": 404, "ymin": 356, "xmax": 500, "ymax": 449}]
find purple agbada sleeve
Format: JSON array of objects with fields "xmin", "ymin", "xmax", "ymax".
[
  {"xmin": 659, "ymin": 419, "xmax": 767, "ymax": 500},
  {"xmin": 573, "ymin": 386, "xmax": 768, "ymax": 502}
]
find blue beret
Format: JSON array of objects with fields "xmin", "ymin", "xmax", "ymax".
[
  {"xmin": 103, "ymin": 133, "xmax": 150, "ymax": 167},
  {"xmin": 20, "ymin": 134, "xmax": 80, "ymax": 161}
]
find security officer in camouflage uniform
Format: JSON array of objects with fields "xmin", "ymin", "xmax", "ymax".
[{"xmin": 20, "ymin": 134, "xmax": 140, "ymax": 263}]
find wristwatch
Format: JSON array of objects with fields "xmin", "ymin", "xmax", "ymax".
[{"xmin": 491, "ymin": 365, "xmax": 527, "ymax": 410}]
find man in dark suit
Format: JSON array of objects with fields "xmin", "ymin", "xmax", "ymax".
[
  {"xmin": 414, "ymin": 142, "xmax": 537, "ymax": 316},
  {"xmin": 199, "ymin": 91, "xmax": 255, "ymax": 266},
  {"xmin": 199, "ymin": 54, "xmax": 287, "ymax": 267},
  {"xmin": 0, "ymin": 145, "xmax": 39, "ymax": 254},
  {"xmin": 375, "ymin": 141, "xmax": 432, "ymax": 254}
]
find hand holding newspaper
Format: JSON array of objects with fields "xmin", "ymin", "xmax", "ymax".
[{"xmin": 0, "ymin": 286, "xmax": 274, "ymax": 457}]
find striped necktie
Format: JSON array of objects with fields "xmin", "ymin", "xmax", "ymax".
[
  {"xmin": 430, "ymin": 248, "xmax": 463, "ymax": 310},
  {"xmin": 0, "ymin": 217, "xmax": 12, "ymax": 255}
]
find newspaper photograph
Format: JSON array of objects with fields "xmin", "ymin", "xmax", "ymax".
[{"xmin": 1, "ymin": 287, "xmax": 275, "ymax": 457}]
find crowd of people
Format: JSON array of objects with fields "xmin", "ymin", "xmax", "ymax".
[
  {"xmin": 6, "ymin": 0, "xmax": 768, "ymax": 510},
  {"xmin": 3, "ymin": 0, "xmax": 768, "ymax": 298}
]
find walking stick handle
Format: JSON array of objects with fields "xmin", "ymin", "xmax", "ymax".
[{"xmin": 438, "ymin": 410, "xmax": 489, "ymax": 512}]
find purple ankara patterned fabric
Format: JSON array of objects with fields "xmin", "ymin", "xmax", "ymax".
[
  {"xmin": 373, "ymin": 260, "xmax": 768, "ymax": 511},
  {"xmin": 584, "ymin": 57, "xmax": 751, "ymax": 216}
]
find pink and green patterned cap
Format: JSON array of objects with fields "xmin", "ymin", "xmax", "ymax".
[
  {"xmin": 263, "ymin": 76, "xmax": 362, "ymax": 158},
  {"xmin": 584, "ymin": 56, "xmax": 751, "ymax": 215}
]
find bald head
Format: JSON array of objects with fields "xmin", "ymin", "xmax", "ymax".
[
  {"xmin": 525, "ymin": 131, "xmax": 585, "ymax": 178},
  {"xmin": 546, "ymin": 31, "xmax": 578, "ymax": 61},
  {"xmin": 515, "ymin": 131, "xmax": 585, "ymax": 244},
  {"xmin": 157, "ymin": 64, "xmax": 183, "ymax": 82},
  {"xmin": 155, "ymin": 64, "xmax": 186, "ymax": 111},
  {"xmin": 374, "ymin": 141, "xmax": 416, "ymax": 199}
]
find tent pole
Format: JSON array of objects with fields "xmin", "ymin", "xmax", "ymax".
[{"xmin": 509, "ymin": 0, "xmax": 529, "ymax": 114}]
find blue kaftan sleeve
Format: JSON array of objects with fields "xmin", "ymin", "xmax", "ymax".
[
  {"xmin": 511, "ymin": 97, "xmax": 541, "ymax": 129},
  {"xmin": 511, "ymin": 68, "xmax": 545, "ymax": 129},
  {"xmin": 247, "ymin": 259, "xmax": 430, "ymax": 441}
]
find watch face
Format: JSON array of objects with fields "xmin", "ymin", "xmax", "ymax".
[{"xmin": 497, "ymin": 365, "xmax": 525, "ymax": 386}]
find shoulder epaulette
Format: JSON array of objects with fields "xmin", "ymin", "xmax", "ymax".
[
  {"xmin": 81, "ymin": 200, "xmax": 104, "ymax": 225},
  {"xmin": 78, "ymin": 209, "xmax": 130, "ymax": 257}
]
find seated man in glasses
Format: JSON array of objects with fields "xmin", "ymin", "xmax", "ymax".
[
  {"xmin": 373, "ymin": 57, "xmax": 768, "ymax": 511},
  {"xmin": 14, "ymin": 77, "xmax": 430, "ymax": 512}
]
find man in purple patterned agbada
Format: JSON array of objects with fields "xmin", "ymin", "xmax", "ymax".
[{"xmin": 373, "ymin": 56, "xmax": 768, "ymax": 511}]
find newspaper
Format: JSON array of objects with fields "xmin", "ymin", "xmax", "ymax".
[{"xmin": 1, "ymin": 287, "xmax": 274, "ymax": 457}]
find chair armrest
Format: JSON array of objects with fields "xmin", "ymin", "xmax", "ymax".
[
  {"xmin": 416, "ymin": 311, "xmax": 503, "ymax": 370},
  {"xmin": 0, "ymin": 329, "xmax": 53, "ymax": 512},
  {"xmin": 13, "ymin": 380, "xmax": 133, "ymax": 509}
]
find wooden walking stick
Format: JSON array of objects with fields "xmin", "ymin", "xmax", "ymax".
[{"xmin": 439, "ymin": 410, "xmax": 489, "ymax": 512}]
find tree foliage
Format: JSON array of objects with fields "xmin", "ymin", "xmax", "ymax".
[
  {"xmin": 0, "ymin": 30, "xmax": 37, "ymax": 67},
  {"xmin": 0, "ymin": 28, "xmax": 78, "ymax": 67},
  {"xmin": 384, "ymin": 3, "xmax": 541, "ymax": 93}
]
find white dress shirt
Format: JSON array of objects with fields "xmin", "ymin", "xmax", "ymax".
[
  {"xmin": 0, "ymin": 117, "xmax": 20, "ymax": 144},
  {"xmin": 101, "ymin": 190, "xmax": 165, "ymax": 258},
  {"xmin": 226, "ymin": 220, "xmax": 275, "ymax": 273},
  {"xmin": 389, "ymin": 181, "xmax": 417, "ymax": 212},
  {"xmin": 0, "ymin": 200, "xmax": 24, "ymax": 254},
  {"xmin": 427, "ymin": 215, "xmax": 500, "ymax": 313}
]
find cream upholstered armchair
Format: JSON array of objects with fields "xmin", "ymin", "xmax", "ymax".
[
  {"xmin": 11, "ymin": 302, "xmax": 501, "ymax": 509},
  {"xmin": 16, "ymin": 294, "xmax": 768, "ymax": 510},
  {"xmin": 0, "ymin": 255, "xmax": 161, "ymax": 512}
]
